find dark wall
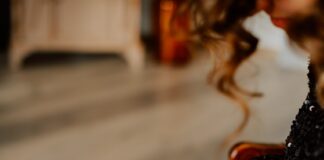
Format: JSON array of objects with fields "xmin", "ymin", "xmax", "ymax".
[{"xmin": 0, "ymin": 0, "xmax": 10, "ymax": 53}]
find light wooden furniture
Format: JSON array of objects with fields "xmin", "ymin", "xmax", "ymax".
[{"xmin": 10, "ymin": 0, "xmax": 145, "ymax": 71}]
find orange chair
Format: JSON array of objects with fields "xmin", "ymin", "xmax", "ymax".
[{"xmin": 229, "ymin": 142, "xmax": 286, "ymax": 160}]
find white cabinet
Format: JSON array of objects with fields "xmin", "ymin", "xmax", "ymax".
[{"xmin": 10, "ymin": 0, "xmax": 144, "ymax": 71}]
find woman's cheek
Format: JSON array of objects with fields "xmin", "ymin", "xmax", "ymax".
[{"xmin": 273, "ymin": 0, "xmax": 317, "ymax": 16}]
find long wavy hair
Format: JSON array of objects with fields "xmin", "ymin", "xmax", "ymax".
[{"xmin": 176, "ymin": 0, "xmax": 324, "ymax": 147}]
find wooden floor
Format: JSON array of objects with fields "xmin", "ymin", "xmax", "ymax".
[{"xmin": 0, "ymin": 51, "xmax": 308, "ymax": 160}]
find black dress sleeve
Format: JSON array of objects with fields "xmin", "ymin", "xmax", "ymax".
[
  {"xmin": 283, "ymin": 64, "xmax": 324, "ymax": 160},
  {"xmin": 252, "ymin": 64, "xmax": 324, "ymax": 160}
]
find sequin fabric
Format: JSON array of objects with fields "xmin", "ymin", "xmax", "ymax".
[{"xmin": 253, "ymin": 64, "xmax": 324, "ymax": 160}]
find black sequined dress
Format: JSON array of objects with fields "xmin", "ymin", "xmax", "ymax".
[{"xmin": 253, "ymin": 64, "xmax": 324, "ymax": 160}]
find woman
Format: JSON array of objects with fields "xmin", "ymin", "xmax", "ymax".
[{"xmin": 181, "ymin": 0, "xmax": 323, "ymax": 159}]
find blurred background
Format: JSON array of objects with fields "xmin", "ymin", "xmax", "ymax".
[{"xmin": 0, "ymin": 0, "xmax": 309, "ymax": 160}]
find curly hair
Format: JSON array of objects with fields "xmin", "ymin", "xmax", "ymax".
[{"xmin": 178, "ymin": 0, "xmax": 323, "ymax": 148}]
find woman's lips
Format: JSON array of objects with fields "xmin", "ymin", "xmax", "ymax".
[
  {"xmin": 271, "ymin": 17, "xmax": 289, "ymax": 29},
  {"xmin": 256, "ymin": 0, "xmax": 289, "ymax": 29}
]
